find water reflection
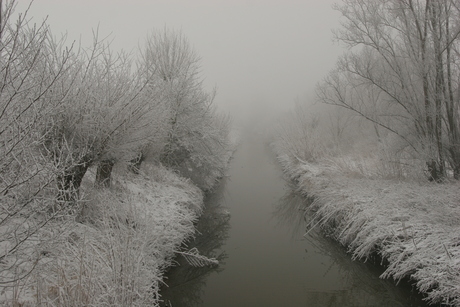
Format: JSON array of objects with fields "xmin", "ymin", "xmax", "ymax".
[
  {"xmin": 273, "ymin": 188, "xmax": 430, "ymax": 307},
  {"xmin": 159, "ymin": 137, "xmax": 432, "ymax": 307},
  {"xmin": 272, "ymin": 181, "xmax": 313, "ymax": 239},
  {"xmin": 159, "ymin": 178, "xmax": 231, "ymax": 307}
]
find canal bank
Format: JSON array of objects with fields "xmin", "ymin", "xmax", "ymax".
[
  {"xmin": 159, "ymin": 129, "xmax": 429, "ymax": 306},
  {"xmin": 275, "ymin": 152, "xmax": 460, "ymax": 306}
]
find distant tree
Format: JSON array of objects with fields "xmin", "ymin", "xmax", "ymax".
[
  {"xmin": 139, "ymin": 29, "xmax": 231, "ymax": 189},
  {"xmin": 140, "ymin": 29, "xmax": 203, "ymax": 166}
]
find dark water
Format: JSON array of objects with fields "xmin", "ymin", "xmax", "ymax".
[{"xmin": 160, "ymin": 131, "xmax": 430, "ymax": 307}]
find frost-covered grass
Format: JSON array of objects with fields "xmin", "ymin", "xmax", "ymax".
[
  {"xmin": 0, "ymin": 163, "xmax": 203, "ymax": 306},
  {"xmin": 277, "ymin": 153, "xmax": 460, "ymax": 306}
]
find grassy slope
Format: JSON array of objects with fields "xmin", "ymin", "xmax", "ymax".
[{"xmin": 277, "ymin": 153, "xmax": 460, "ymax": 306}]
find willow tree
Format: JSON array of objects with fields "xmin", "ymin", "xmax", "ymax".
[
  {"xmin": 42, "ymin": 32, "xmax": 164, "ymax": 197},
  {"xmin": 317, "ymin": 0, "xmax": 460, "ymax": 181},
  {"xmin": 140, "ymin": 29, "xmax": 203, "ymax": 167},
  {"xmin": 139, "ymin": 29, "xmax": 231, "ymax": 189},
  {"xmin": 42, "ymin": 36, "xmax": 116, "ymax": 199},
  {"xmin": 140, "ymin": 29, "xmax": 200, "ymax": 165}
]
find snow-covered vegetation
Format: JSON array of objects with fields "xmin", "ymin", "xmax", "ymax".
[
  {"xmin": 273, "ymin": 0, "xmax": 460, "ymax": 306},
  {"xmin": 273, "ymin": 152, "xmax": 460, "ymax": 306},
  {"xmin": 0, "ymin": 1, "xmax": 231, "ymax": 305},
  {"xmin": 1, "ymin": 164, "xmax": 204, "ymax": 306}
]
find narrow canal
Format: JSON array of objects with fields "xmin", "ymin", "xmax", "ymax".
[{"xmin": 160, "ymin": 128, "xmax": 429, "ymax": 307}]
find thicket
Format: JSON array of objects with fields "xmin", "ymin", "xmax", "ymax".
[{"xmin": 0, "ymin": 1, "xmax": 230, "ymax": 305}]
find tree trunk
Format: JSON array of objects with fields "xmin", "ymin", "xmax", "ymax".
[
  {"xmin": 95, "ymin": 159, "xmax": 115, "ymax": 188},
  {"xmin": 427, "ymin": 159, "xmax": 440, "ymax": 182},
  {"xmin": 57, "ymin": 162, "xmax": 90, "ymax": 202},
  {"xmin": 443, "ymin": 3, "xmax": 460, "ymax": 180},
  {"xmin": 128, "ymin": 153, "xmax": 144, "ymax": 174},
  {"xmin": 430, "ymin": 1, "xmax": 446, "ymax": 181},
  {"xmin": 449, "ymin": 147, "xmax": 460, "ymax": 180}
]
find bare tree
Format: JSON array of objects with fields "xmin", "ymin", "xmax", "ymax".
[
  {"xmin": 42, "ymin": 33, "xmax": 162, "ymax": 196},
  {"xmin": 317, "ymin": 0, "xmax": 460, "ymax": 181},
  {"xmin": 139, "ymin": 29, "xmax": 231, "ymax": 189},
  {"xmin": 140, "ymin": 29, "xmax": 202, "ymax": 165},
  {"xmin": 0, "ymin": 0, "xmax": 77, "ymax": 286}
]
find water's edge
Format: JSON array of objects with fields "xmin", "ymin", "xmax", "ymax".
[{"xmin": 159, "ymin": 133, "xmax": 431, "ymax": 307}]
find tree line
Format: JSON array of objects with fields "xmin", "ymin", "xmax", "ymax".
[{"xmin": 0, "ymin": 0, "xmax": 230, "ymax": 280}]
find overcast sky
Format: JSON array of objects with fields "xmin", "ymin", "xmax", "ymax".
[{"xmin": 17, "ymin": 0, "xmax": 344, "ymax": 126}]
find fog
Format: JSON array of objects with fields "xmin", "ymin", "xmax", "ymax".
[{"xmin": 18, "ymin": 0, "xmax": 344, "ymax": 126}]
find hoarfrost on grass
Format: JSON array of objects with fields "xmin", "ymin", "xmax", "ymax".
[
  {"xmin": 0, "ymin": 163, "xmax": 204, "ymax": 306},
  {"xmin": 277, "ymin": 153, "xmax": 460, "ymax": 306}
]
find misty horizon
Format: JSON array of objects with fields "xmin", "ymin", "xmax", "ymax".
[{"xmin": 16, "ymin": 0, "xmax": 344, "ymax": 126}]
